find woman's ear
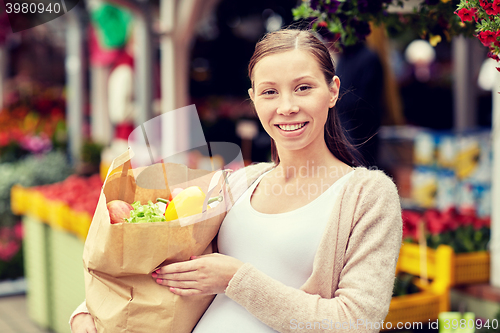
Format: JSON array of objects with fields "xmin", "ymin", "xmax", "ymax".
[
  {"xmin": 329, "ymin": 76, "xmax": 340, "ymax": 108},
  {"xmin": 248, "ymin": 88, "xmax": 255, "ymax": 103}
]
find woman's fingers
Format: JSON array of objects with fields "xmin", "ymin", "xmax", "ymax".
[
  {"xmin": 153, "ymin": 270, "xmax": 198, "ymax": 281},
  {"xmin": 169, "ymin": 287, "xmax": 202, "ymax": 296},
  {"xmin": 71, "ymin": 313, "xmax": 97, "ymax": 333},
  {"xmin": 155, "ymin": 278, "xmax": 199, "ymax": 290},
  {"xmin": 156, "ymin": 261, "xmax": 197, "ymax": 274},
  {"xmin": 152, "ymin": 254, "xmax": 244, "ymax": 295}
]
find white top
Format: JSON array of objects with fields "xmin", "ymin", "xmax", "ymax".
[{"xmin": 193, "ymin": 168, "xmax": 354, "ymax": 333}]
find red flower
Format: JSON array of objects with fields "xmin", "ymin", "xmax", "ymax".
[
  {"xmin": 456, "ymin": 8, "xmax": 474, "ymax": 22},
  {"xmin": 477, "ymin": 30, "xmax": 497, "ymax": 46},
  {"xmin": 0, "ymin": 240, "xmax": 20, "ymax": 262},
  {"xmin": 483, "ymin": 3, "xmax": 497, "ymax": 15},
  {"xmin": 470, "ymin": 7, "xmax": 479, "ymax": 20},
  {"xmin": 457, "ymin": 211, "xmax": 475, "ymax": 226},
  {"xmin": 493, "ymin": 0, "xmax": 500, "ymax": 14},
  {"xmin": 496, "ymin": 67, "xmax": 500, "ymax": 72},
  {"xmin": 0, "ymin": 132, "xmax": 9, "ymax": 147},
  {"xmin": 441, "ymin": 207, "xmax": 459, "ymax": 232},
  {"xmin": 482, "ymin": 217, "xmax": 491, "ymax": 228},
  {"xmin": 317, "ymin": 21, "xmax": 328, "ymax": 28},
  {"xmin": 424, "ymin": 209, "xmax": 447, "ymax": 236},
  {"xmin": 480, "ymin": 0, "xmax": 490, "ymax": 9},
  {"xmin": 487, "ymin": 51, "xmax": 500, "ymax": 61},
  {"xmin": 402, "ymin": 210, "xmax": 422, "ymax": 241},
  {"xmin": 13, "ymin": 223, "xmax": 23, "ymax": 241},
  {"xmin": 472, "ymin": 216, "xmax": 491, "ymax": 230}
]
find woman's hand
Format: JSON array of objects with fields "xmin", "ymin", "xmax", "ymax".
[
  {"xmin": 70, "ymin": 313, "xmax": 97, "ymax": 333},
  {"xmin": 153, "ymin": 253, "xmax": 244, "ymax": 296}
]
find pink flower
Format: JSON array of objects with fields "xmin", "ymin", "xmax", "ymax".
[
  {"xmin": 20, "ymin": 134, "xmax": 52, "ymax": 154},
  {"xmin": 13, "ymin": 223, "xmax": 23, "ymax": 241},
  {"xmin": 0, "ymin": 240, "xmax": 20, "ymax": 262}
]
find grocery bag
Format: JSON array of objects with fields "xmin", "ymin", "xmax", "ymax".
[{"xmin": 82, "ymin": 147, "xmax": 232, "ymax": 333}]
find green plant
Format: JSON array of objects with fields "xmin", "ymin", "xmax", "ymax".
[
  {"xmin": 0, "ymin": 151, "xmax": 73, "ymax": 228},
  {"xmin": 455, "ymin": 0, "xmax": 500, "ymax": 61},
  {"xmin": 292, "ymin": 0, "xmax": 475, "ymax": 50},
  {"xmin": 81, "ymin": 140, "xmax": 104, "ymax": 166},
  {"xmin": 393, "ymin": 272, "xmax": 421, "ymax": 297}
]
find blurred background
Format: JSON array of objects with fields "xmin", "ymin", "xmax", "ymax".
[{"xmin": 0, "ymin": 0, "xmax": 499, "ymax": 332}]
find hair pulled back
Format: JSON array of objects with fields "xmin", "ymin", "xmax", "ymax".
[{"xmin": 248, "ymin": 29, "xmax": 362, "ymax": 167}]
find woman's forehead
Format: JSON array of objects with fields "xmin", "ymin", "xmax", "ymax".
[{"xmin": 252, "ymin": 49, "xmax": 322, "ymax": 83}]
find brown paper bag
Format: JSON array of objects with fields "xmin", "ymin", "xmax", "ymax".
[{"xmin": 83, "ymin": 148, "xmax": 231, "ymax": 333}]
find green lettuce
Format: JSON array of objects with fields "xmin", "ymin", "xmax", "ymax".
[{"xmin": 125, "ymin": 201, "xmax": 166, "ymax": 223}]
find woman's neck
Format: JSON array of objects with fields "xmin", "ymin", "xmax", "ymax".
[{"xmin": 273, "ymin": 144, "xmax": 350, "ymax": 182}]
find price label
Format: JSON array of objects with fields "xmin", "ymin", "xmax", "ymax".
[{"xmin": 3, "ymin": 0, "xmax": 80, "ymax": 32}]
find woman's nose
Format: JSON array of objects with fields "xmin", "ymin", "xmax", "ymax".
[{"xmin": 277, "ymin": 95, "xmax": 299, "ymax": 116}]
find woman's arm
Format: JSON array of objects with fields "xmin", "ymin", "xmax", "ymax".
[
  {"xmin": 69, "ymin": 301, "xmax": 89, "ymax": 325},
  {"xmin": 69, "ymin": 301, "xmax": 96, "ymax": 333},
  {"xmin": 224, "ymin": 173, "xmax": 402, "ymax": 333}
]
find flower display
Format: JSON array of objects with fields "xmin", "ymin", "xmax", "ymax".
[
  {"xmin": 403, "ymin": 207, "xmax": 490, "ymax": 253},
  {"xmin": 0, "ymin": 223, "xmax": 23, "ymax": 281},
  {"xmin": 0, "ymin": 84, "xmax": 66, "ymax": 162},
  {"xmin": 33, "ymin": 174, "xmax": 103, "ymax": 216},
  {"xmin": 0, "ymin": 151, "xmax": 73, "ymax": 228},
  {"xmin": 293, "ymin": 0, "xmax": 475, "ymax": 50},
  {"xmin": 455, "ymin": 0, "xmax": 500, "ymax": 63}
]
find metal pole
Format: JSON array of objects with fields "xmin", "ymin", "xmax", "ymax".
[
  {"xmin": 0, "ymin": 45, "xmax": 6, "ymax": 109},
  {"xmin": 490, "ymin": 73, "xmax": 500, "ymax": 287},
  {"xmin": 160, "ymin": 0, "xmax": 177, "ymax": 159},
  {"xmin": 134, "ymin": 4, "xmax": 153, "ymax": 126},
  {"xmin": 65, "ymin": 10, "xmax": 85, "ymax": 164},
  {"xmin": 452, "ymin": 36, "xmax": 476, "ymax": 131},
  {"xmin": 90, "ymin": 66, "xmax": 112, "ymax": 145}
]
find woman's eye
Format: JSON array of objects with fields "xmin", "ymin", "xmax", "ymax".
[
  {"xmin": 262, "ymin": 90, "xmax": 276, "ymax": 95},
  {"xmin": 297, "ymin": 85, "xmax": 311, "ymax": 92}
]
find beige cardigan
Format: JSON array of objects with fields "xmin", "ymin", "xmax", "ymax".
[{"xmin": 71, "ymin": 163, "xmax": 402, "ymax": 333}]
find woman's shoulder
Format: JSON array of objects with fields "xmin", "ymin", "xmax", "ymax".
[
  {"xmin": 226, "ymin": 162, "xmax": 275, "ymax": 190},
  {"xmin": 349, "ymin": 166, "xmax": 399, "ymax": 196},
  {"xmin": 229, "ymin": 162, "xmax": 275, "ymax": 181}
]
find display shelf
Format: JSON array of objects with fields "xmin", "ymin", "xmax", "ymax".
[
  {"xmin": 383, "ymin": 245, "xmax": 453, "ymax": 330},
  {"xmin": 398, "ymin": 242, "xmax": 490, "ymax": 286},
  {"xmin": 22, "ymin": 215, "xmax": 85, "ymax": 333},
  {"xmin": 48, "ymin": 227, "xmax": 85, "ymax": 333},
  {"xmin": 23, "ymin": 216, "xmax": 51, "ymax": 329},
  {"xmin": 12, "ymin": 185, "xmax": 93, "ymax": 242}
]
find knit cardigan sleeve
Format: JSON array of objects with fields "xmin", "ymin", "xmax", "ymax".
[{"xmin": 224, "ymin": 170, "xmax": 403, "ymax": 333}]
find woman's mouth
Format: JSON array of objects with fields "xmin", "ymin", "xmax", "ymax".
[{"xmin": 275, "ymin": 122, "xmax": 308, "ymax": 131}]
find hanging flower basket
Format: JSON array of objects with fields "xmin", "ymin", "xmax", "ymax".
[
  {"xmin": 292, "ymin": 0, "xmax": 475, "ymax": 49},
  {"xmin": 455, "ymin": 0, "xmax": 500, "ymax": 65}
]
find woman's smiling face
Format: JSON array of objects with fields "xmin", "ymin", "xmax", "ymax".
[{"xmin": 249, "ymin": 49, "xmax": 340, "ymax": 154}]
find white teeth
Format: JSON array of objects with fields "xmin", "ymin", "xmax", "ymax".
[{"xmin": 277, "ymin": 122, "xmax": 307, "ymax": 131}]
